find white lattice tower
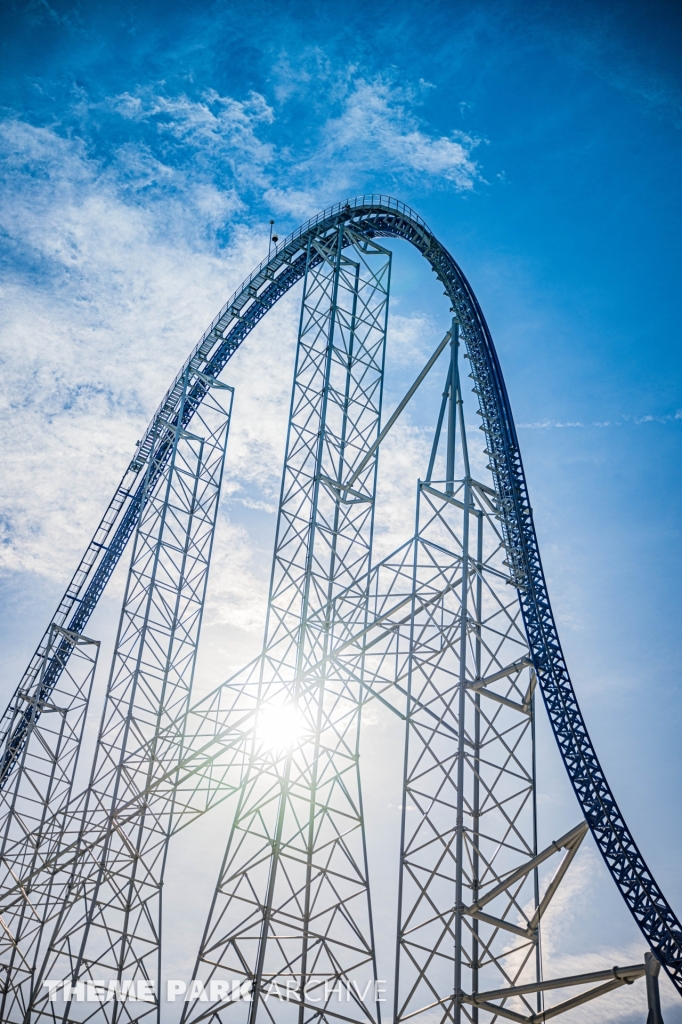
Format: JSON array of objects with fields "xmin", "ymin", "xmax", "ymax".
[{"xmin": 182, "ymin": 228, "xmax": 391, "ymax": 1024}]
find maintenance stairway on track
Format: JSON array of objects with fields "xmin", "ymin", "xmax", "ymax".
[{"xmin": 0, "ymin": 197, "xmax": 675, "ymax": 1024}]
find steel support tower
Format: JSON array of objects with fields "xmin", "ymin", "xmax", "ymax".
[
  {"xmin": 0, "ymin": 197, "xmax": 676, "ymax": 1024},
  {"xmin": 23, "ymin": 371, "xmax": 232, "ymax": 1024},
  {"xmin": 0, "ymin": 626, "xmax": 100, "ymax": 1017},
  {"xmin": 183, "ymin": 226, "xmax": 390, "ymax": 1024},
  {"xmin": 392, "ymin": 334, "xmax": 582, "ymax": 1024}
]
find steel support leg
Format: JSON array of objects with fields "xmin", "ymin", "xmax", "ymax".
[
  {"xmin": 0, "ymin": 627, "xmax": 99, "ymax": 1021},
  {"xmin": 182, "ymin": 227, "xmax": 391, "ymax": 1024},
  {"xmin": 28, "ymin": 370, "xmax": 233, "ymax": 1024},
  {"xmin": 394, "ymin": 337, "xmax": 538, "ymax": 1024},
  {"xmin": 646, "ymin": 952, "xmax": 665, "ymax": 1024}
]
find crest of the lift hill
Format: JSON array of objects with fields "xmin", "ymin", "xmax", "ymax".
[{"xmin": 0, "ymin": 197, "xmax": 674, "ymax": 1024}]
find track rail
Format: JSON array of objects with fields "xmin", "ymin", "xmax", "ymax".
[{"xmin": 3, "ymin": 194, "xmax": 681, "ymax": 993}]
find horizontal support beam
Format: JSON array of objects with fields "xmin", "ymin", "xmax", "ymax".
[
  {"xmin": 467, "ymin": 907, "xmax": 535, "ymax": 940},
  {"xmin": 466, "ymin": 686, "xmax": 530, "ymax": 716},
  {"xmin": 464, "ymin": 970, "xmax": 642, "ymax": 1023},
  {"xmin": 475, "ymin": 962, "xmax": 645, "ymax": 1000},
  {"xmin": 421, "ymin": 483, "xmax": 483, "ymax": 518},
  {"xmin": 533, "ymin": 976, "xmax": 636, "ymax": 1022},
  {"xmin": 472, "ymin": 657, "xmax": 533, "ymax": 689},
  {"xmin": 470, "ymin": 477, "xmax": 497, "ymax": 498},
  {"xmin": 319, "ymin": 473, "xmax": 373, "ymax": 504}
]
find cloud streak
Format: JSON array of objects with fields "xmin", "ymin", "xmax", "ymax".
[
  {"xmin": 518, "ymin": 411, "xmax": 682, "ymax": 429},
  {"xmin": 322, "ymin": 78, "xmax": 481, "ymax": 187}
]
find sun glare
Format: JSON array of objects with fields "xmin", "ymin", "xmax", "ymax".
[{"xmin": 256, "ymin": 703, "xmax": 304, "ymax": 753}]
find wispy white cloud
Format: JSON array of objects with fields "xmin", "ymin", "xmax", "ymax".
[
  {"xmin": 102, "ymin": 72, "xmax": 482, "ymax": 227},
  {"xmin": 386, "ymin": 312, "xmax": 438, "ymax": 369},
  {"xmin": 264, "ymin": 74, "xmax": 483, "ymax": 217},
  {"xmin": 0, "ymin": 117, "xmax": 277, "ymax": 594},
  {"xmin": 518, "ymin": 412, "xmax": 682, "ymax": 429},
  {"xmin": 323, "ymin": 78, "xmax": 482, "ymax": 187},
  {"xmin": 108, "ymin": 87, "xmax": 275, "ymax": 182}
]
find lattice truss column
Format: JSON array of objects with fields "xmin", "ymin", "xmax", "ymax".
[
  {"xmin": 182, "ymin": 228, "xmax": 391, "ymax": 1024},
  {"xmin": 0, "ymin": 627, "xmax": 99, "ymax": 1018},
  {"xmin": 289, "ymin": 460, "xmax": 540, "ymax": 1024},
  {"xmin": 378, "ymin": 337, "xmax": 642, "ymax": 1024},
  {"xmin": 22, "ymin": 371, "xmax": 233, "ymax": 1024},
  {"xmin": 392, "ymin": 476, "xmax": 540, "ymax": 1024}
]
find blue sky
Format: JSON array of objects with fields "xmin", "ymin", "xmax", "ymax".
[{"xmin": 0, "ymin": 0, "xmax": 681, "ymax": 1020}]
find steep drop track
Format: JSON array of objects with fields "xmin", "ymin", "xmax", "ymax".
[{"xmin": 3, "ymin": 195, "xmax": 681, "ymax": 993}]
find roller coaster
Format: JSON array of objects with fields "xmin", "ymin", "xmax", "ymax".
[{"xmin": 0, "ymin": 195, "xmax": 677, "ymax": 1023}]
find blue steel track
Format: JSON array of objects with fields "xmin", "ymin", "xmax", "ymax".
[{"xmin": 3, "ymin": 195, "xmax": 680, "ymax": 995}]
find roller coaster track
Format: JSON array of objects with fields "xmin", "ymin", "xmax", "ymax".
[{"xmin": 2, "ymin": 194, "xmax": 680, "ymax": 998}]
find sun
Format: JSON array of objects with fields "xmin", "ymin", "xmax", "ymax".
[{"xmin": 255, "ymin": 702, "xmax": 304, "ymax": 753}]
